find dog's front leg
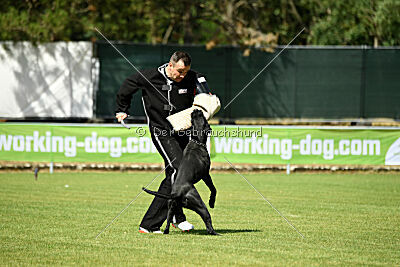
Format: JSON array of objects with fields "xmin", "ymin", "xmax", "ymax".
[{"xmin": 203, "ymin": 174, "xmax": 217, "ymax": 208}]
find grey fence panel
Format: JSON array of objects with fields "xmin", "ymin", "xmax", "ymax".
[
  {"xmin": 95, "ymin": 43, "xmax": 399, "ymax": 120},
  {"xmin": 295, "ymin": 49, "xmax": 363, "ymax": 118},
  {"xmin": 228, "ymin": 48, "xmax": 296, "ymax": 118},
  {"xmin": 364, "ymin": 49, "xmax": 400, "ymax": 119}
]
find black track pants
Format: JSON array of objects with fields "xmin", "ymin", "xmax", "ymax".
[{"xmin": 139, "ymin": 128, "xmax": 189, "ymax": 231}]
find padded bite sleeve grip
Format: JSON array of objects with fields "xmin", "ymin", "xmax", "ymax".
[{"xmin": 195, "ymin": 74, "xmax": 210, "ymax": 94}]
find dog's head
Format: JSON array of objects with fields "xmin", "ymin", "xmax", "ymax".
[{"xmin": 191, "ymin": 109, "xmax": 211, "ymax": 143}]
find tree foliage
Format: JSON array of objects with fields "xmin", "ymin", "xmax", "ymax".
[{"xmin": 0, "ymin": 0, "xmax": 399, "ymax": 46}]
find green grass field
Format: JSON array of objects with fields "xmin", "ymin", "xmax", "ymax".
[{"xmin": 1, "ymin": 171, "xmax": 399, "ymax": 265}]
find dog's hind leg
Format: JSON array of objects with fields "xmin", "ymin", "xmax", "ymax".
[
  {"xmin": 164, "ymin": 199, "xmax": 175, "ymax": 234},
  {"xmin": 185, "ymin": 188, "xmax": 219, "ymax": 235}
]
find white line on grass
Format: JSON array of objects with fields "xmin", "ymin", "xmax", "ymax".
[
  {"xmin": 224, "ymin": 156, "xmax": 305, "ymax": 239},
  {"xmin": 95, "ymin": 158, "xmax": 176, "ymax": 239}
]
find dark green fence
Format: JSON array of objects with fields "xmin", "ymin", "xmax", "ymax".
[{"xmin": 95, "ymin": 43, "xmax": 400, "ymax": 120}]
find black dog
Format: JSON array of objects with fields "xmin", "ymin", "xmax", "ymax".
[{"xmin": 143, "ymin": 109, "xmax": 218, "ymax": 235}]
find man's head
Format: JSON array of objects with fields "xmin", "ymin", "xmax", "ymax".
[{"xmin": 166, "ymin": 51, "xmax": 191, "ymax": 82}]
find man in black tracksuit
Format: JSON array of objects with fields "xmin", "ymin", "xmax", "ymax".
[{"xmin": 115, "ymin": 51, "xmax": 211, "ymax": 233}]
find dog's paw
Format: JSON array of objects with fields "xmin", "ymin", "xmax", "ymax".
[
  {"xmin": 209, "ymin": 198, "xmax": 215, "ymax": 208},
  {"xmin": 208, "ymin": 230, "xmax": 221, "ymax": 236}
]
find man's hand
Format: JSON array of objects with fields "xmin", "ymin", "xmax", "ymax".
[{"xmin": 116, "ymin": 112, "xmax": 128, "ymax": 122}]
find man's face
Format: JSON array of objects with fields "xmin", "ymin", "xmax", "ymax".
[{"xmin": 168, "ymin": 59, "xmax": 190, "ymax": 82}]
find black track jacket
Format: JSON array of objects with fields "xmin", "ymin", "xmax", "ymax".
[{"xmin": 116, "ymin": 63, "xmax": 207, "ymax": 130}]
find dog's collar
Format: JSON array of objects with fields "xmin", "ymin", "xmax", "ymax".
[{"xmin": 190, "ymin": 138, "xmax": 207, "ymax": 148}]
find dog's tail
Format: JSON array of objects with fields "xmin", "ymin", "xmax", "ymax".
[{"xmin": 142, "ymin": 187, "xmax": 171, "ymax": 199}]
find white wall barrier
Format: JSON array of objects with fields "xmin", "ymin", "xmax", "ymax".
[{"xmin": 0, "ymin": 41, "xmax": 94, "ymax": 118}]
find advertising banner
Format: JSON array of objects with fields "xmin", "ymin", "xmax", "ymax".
[
  {"xmin": 1, "ymin": 123, "xmax": 399, "ymax": 165},
  {"xmin": 208, "ymin": 126, "xmax": 400, "ymax": 165}
]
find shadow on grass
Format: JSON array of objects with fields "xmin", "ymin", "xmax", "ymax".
[{"xmin": 178, "ymin": 229, "xmax": 261, "ymax": 235}]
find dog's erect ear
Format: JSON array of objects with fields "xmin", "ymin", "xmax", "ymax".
[
  {"xmin": 205, "ymin": 124, "xmax": 211, "ymax": 136},
  {"xmin": 203, "ymin": 116, "xmax": 211, "ymax": 135}
]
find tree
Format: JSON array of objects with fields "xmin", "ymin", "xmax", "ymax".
[
  {"xmin": 303, "ymin": 0, "xmax": 400, "ymax": 46},
  {"xmin": 0, "ymin": 0, "xmax": 398, "ymax": 47},
  {"xmin": 0, "ymin": 0, "xmax": 92, "ymax": 42}
]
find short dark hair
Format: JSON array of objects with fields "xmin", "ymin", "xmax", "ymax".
[{"xmin": 170, "ymin": 51, "xmax": 191, "ymax": 66}]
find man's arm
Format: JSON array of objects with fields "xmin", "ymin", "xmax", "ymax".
[{"xmin": 115, "ymin": 72, "xmax": 141, "ymax": 121}]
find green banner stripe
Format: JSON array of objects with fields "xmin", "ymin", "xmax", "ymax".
[{"xmin": 1, "ymin": 124, "xmax": 399, "ymax": 165}]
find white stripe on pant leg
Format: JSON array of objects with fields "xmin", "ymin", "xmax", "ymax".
[
  {"xmin": 142, "ymin": 95, "xmax": 179, "ymax": 224},
  {"xmin": 142, "ymin": 97, "xmax": 177, "ymax": 184},
  {"xmin": 154, "ymin": 133, "xmax": 179, "ymax": 224},
  {"xmin": 153, "ymin": 133, "xmax": 177, "ymax": 184},
  {"xmin": 142, "ymin": 97, "xmax": 176, "ymax": 184}
]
